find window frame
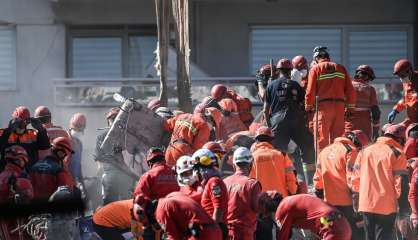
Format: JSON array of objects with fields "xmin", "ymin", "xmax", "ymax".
[
  {"xmin": 66, "ymin": 25, "xmax": 157, "ymax": 78},
  {"xmin": 0, "ymin": 25, "xmax": 17, "ymax": 91}
]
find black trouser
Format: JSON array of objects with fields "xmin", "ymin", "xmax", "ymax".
[
  {"xmin": 270, "ymin": 112, "xmax": 315, "ymax": 182},
  {"xmin": 92, "ymin": 221, "xmax": 129, "ymax": 240},
  {"xmin": 255, "ymin": 215, "xmax": 273, "ymax": 240},
  {"xmin": 362, "ymin": 212, "xmax": 396, "ymax": 240},
  {"xmin": 336, "ymin": 205, "xmax": 364, "ymax": 240}
]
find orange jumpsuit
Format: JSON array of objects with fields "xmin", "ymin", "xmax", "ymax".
[
  {"xmin": 345, "ymin": 79, "xmax": 379, "ymax": 140},
  {"xmin": 225, "ymin": 90, "xmax": 253, "ymax": 128},
  {"xmin": 305, "ymin": 59, "xmax": 356, "ymax": 152},
  {"xmin": 393, "ymin": 71, "xmax": 418, "ymax": 125},
  {"xmin": 250, "ymin": 142, "xmax": 297, "ymax": 197},
  {"xmin": 351, "ymin": 136, "xmax": 408, "ymax": 215},
  {"xmin": 164, "ymin": 113, "xmax": 211, "ymax": 166},
  {"xmin": 313, "ymin": 137, "xmax": 358, "ymax": 207}
]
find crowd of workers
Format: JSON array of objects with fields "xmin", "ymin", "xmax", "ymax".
[{"xmin": 0, "ymin": 45, "xmax": 417, "ymax": 240}]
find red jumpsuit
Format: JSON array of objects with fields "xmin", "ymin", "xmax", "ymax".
[
  {"xmin": 275, "ymin": 194, "xmax": 351, "ymax": 240},
  {"xmin": 133, "ymin": 162, "xmax": 179, "ymax": 204},
  {"xmin": 345, "ymin": 79, "xmax": 379, "ymax": 140},
  {"xmin": 180, "ymin": 184, "xmax": 203, "ymax": 203},
  {"xmin": 201, "ymin": 176, "xmax": 229, "ymax": 223},
  {"xmin": 404, "ymin": 137, "xmax": 418, "ymax": 159},
  {"xmin": 164, "ymin": 113, "xmax": 211, "ymax": 166},
  {"xmin": 223, "ymin": 170, "xmax": 261, "ymax": 240},
  {"xmin": 305, "ymin": 59, "xmax": 356, "ymax": 152},
  {"xmin": 0, "ymin": 164, "xmax": 34, "ymax": 240},
  {"xmin": 393, "ymin": 71, "xmax": 418, "ymax": 125},
  {"xmin": 29, "ymin": 155, "xmax": 74, "ymax": 200},
  {"xmin": 155, "ymin": 192, "xmax": 222, "ymax": 240}
]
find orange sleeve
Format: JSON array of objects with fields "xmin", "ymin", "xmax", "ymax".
[
  {"xmin": 394, "ymin": 99, "xmax": 406, "ymax": 112},
  {"xmin": 313, "ymin": 155, "xmax": 323, "ymax": 190},
  {"xmin": 305, "ymin": 67, "xmax": 318, "ymax": 108},
  {"xmin": 192, "ymin": 123, "xmax": 210, "ymax": 150},
  {"xmin": 164, "ymin": 117, "xmax": 176, "ymax": 133},
  {"xmin": 284, "ymin": 154, "xmax": 297, "ymax": 195},
  {"xmin": 343, "ymin": 66, "xmax": 356, "ymax": 108}
]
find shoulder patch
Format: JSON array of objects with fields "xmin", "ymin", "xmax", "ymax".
[{"xmin": 212, "ymin": 185, "xmax": 222, "ymax": 198}]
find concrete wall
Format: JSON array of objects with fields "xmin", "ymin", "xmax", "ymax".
[{"xmin": 194, "ymin": 0, "xmax": 416, "ymax": 76}]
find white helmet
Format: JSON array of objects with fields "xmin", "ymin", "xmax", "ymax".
[
  {"xmin": 191, "ymin": 148, "xmax": 218, "ymax": 168},
  {"xmin": 233, "ymin": 147, "xmax": 253, "ymax": 164},
  {"xmin": 176, "ymin": 155, "xmax": 197, "ymax": 186}
]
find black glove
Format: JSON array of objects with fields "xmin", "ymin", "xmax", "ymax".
[
  {"xmin": 8, "ymin": 118, "xmax": 22, "ymax": 131},
  {"xmin": 314, "ymin": 188, "xmax": 324, "ymax": 199},
  {"xmin": 30, "ymin": 117, "xmax": 44, "ymax": 131}
]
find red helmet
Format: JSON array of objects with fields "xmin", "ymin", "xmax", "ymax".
[
  {"xmin": 69, "ymin": 113, "xmax": 87, "ymax": 131},
  {"xmin": 146, "ymin": 147, "xmax": 165, "ymax": 162},
  {"xmin": 276, "ymin": 58, "xmax": 293, "ymax": 70},
  {"xmin": 34, "ymin": 106, "xmax": 51, "ymax": 118},
  {"xmin": 258, "ymin": 64, "xmax": 278, "ymax": 78},
  {"xmin": 147, "ymin": 99, "xmax": 161, "ymax": 111},
  {"xmin": 384, "ymin": 124, "xmax": 406, "ymax": 142},
  {"xmin": 211, "ymin": 84, "xmax": 228, "ymax": 100},
  {"xmin": 292, "ymin": 56, "xmax": 308, "ymax": 70},
  {"xmin": 106, "ymin": 107, "xmax": 120, "ymax": 120},
  {"xmin": 4, "ymin": 145, "xmax": 29, "ymax": 164},
  {"xmin": 393, "ymin": 59, "xmax": 412, "ymax": 75},
  {"xmin": 52, "ymin": 137, "xmax": 73, "ymax": 156},
  {"xmin": 355, "ymin": 65, "xmax": 376, "ymax": 80},
  {"xmin": 255, "ymin": 126, "xmax": 274, "ymax": 139},
  {"xmin": 12, "ymin": 106, "xmax": 30, "ymax": 121},
  {"xmin": 203, "ymin": 141, "xmax": 226, "ymax": 154}
]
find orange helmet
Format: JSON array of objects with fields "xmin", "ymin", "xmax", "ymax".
[
  {"xmin": 219, "ymin": 98, "xmax": 238, "ymax": 112},
  {"xmin": 384, "ymin": 124, "xmax": 406, "ymax": 143},
  {"xmin": 292, "ymin": 55, "xmax": 308, "ymax": 70},
  {"xmin": 34, "ymin": 106, "xmax": 51, "ymax": 118},
  {"xmin": 12, "ymin": 106, "xmax": 30, "ymax": 121},
  {"xmin": 69, "ymin": 113, "xmax": 87, "ymax": 131},
  {"xmin": 52, "ymin": 137, "xmax": 73, "ymax": 156},
  {"xmin": 276, "ymin": 58, "xmax": 293, "ymax": 70},
  {"xmin": 147, "ymin": 99, "xmax": 161, "ymax": 111},
  {"xmin": 211, "ymin": 84, "xmax": 228, "ymax": 101},
  {"xmin": 346, "ymin": 130, "xmax": 369, "ymax": 148},
  {"xmin": 393, "ymin": 59, "xmax": 412, "ymax": 75},
  {"xmin": 255, "ymin": 126, "xmax": 274, "ymax": 139},
  {"xmin": 4, "ymin": 145, "xmax": 29, "ymax": 165},
  {"xmin": 106, "ymin": 107, "xmax": 120, "ymax": 120},
  {"xmin": 203, "ymin": 141, "xmax": 226, "ymax": 154},
  {"xmin": 355, "ymin": 65, "xmax": 376, "ymax": 81}
]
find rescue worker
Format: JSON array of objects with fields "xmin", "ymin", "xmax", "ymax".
[
  {"xmin": 34, "ymin": 106, "xmax": 70, "ymax": 141},
  {"xmin": 176, "ymin": 155, "xmax": 202, "ymax": 203},
  {"xmin": 154, "ymin": 191, "xmax": 222, "ymax": 240},
  {"xmin": 291, "ymin": 55, "xmax": 309, "ymax": 90},
  {"xmin": 133, "ymin": 147, "xmax": 179, "ymax": 240},
  {"xmin": 0, "ymin": 145, "xmax": 33, "ymax": 240},
  {"xmin": 250, "ymin": 126, "xmax": 297, "ymax": 197},
  {"xmin": 305, "ymin": 46, "xmax": 356, "ymax": 152},
  {"xmin": 0, "ymin": 106, "xmax": 50, "ymax": 170},
  {"xmin": 211, "ymin": 84, "xmax": 254, "ymax": 127},
  {"xmin": 192, "ymin": 149, "xmax": 229, "ymax": 239},
  {"xmin": 255, "ymin": 64, "xmax": 278, "ymax": 100},
  {"xmin": 345, "ymin": 65, "xmax": 381, "ymax": 140},
  {"xmin": 202, "ymin": 141, "xmax": 229, "ymax": 175},
  {"xmin": 409, "ymin": 166, "xmax": 418, "ymax": 233},
  {"xmin": 95, "ymin": 107, "xmax": 135, "ymax": 204},
  {"xmin": 388, "ymin": 59, "xmax": 418, "ymax": 125},
  {"xmin": 223, "ymin": 147, "xmax": 262, "ymax": 240},
  {"xmin": 313, "ymin": 130, "xmax": 369, "ymax": 239},
  {"xmin": 68, "ymin": 113, "xmax": 86, "ymax": 182},
  {"xmin": 29, "ymin": 137, "xmax": 75, "ymax": 201},
  {"xmin": 351, "ymin": 124, "xmax": 408, "ymax": 240},
  {"xmin": 263, "ymin": 58, "xmax": 316, "ymax": 184},
  {"xmin": 217, "ymin": 98, "xmax": 247, "ymax": 141},
  {"xmin": 164, "ymin": 107, "xmax": 221, "ymax": 166},
  {"xmin": 275, "ymin": 194, "xmax": 352, "ymax": 240},
  {"xmin": 92, "ymin": 199, "xmax": 135, "ymax": 240}
]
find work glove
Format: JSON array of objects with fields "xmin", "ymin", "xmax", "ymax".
[
  {"xmin": 387, "ymin": 110, "xmax": 398, "ymax": 123},
  {"xmin": 30, "ymin": 117, "xmax": 44, "ymax": 131},
  {"xmin": 8, "ymin": 118, "xmax": 22, "ymax": 131}
]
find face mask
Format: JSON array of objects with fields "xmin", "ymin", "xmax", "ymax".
[
  {"xmin": 300, "ymin": 69, "xmax": 308, "ymax": 78},
  {"xmin": 70, "ymin": 129, "xmax": 83, "ymax": 139},
  {"xmin": 291, "ymin": 69, "xmax": 302, "ymax": 83}
]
